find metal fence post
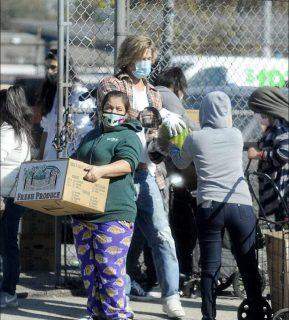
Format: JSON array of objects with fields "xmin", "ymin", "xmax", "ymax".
[
  {"xmin": 263, "ymin": 0, "xmax": 272, "ymax": 57},
  {"xmin": 150, "ymin": 0, "xmax": 174, "ymax": 80},
  {"xmin": 114, "ymin": 0, "xmax": 128, "ymax": 72},
  {"xmin": 55, "ymin": 0, "xmax": 65, "ymax": 287},
  {"xmin": 160, "ymin": 0, "xmax": 174, "ymax": 69}
]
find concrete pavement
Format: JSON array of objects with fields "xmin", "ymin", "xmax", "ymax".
[
  {"xmin": 0, "ymin": 294, "xmax": 241, "ymax": 320},
  {"xmin": 0, "ymin": 272, "xmax": 242, "ymax": 319}
]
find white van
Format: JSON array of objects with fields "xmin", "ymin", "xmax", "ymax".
[{"xmin": 172, "ymin": 55, "xmax": 288, "ymax": 88}]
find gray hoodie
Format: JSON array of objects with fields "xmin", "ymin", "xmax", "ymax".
[{"xmin": 169, "ymin": 91, "xmax": 252, "ymax": 206}]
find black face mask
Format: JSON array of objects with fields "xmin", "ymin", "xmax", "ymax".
[{"xmin": 47, "ymin": 73, "xmax": 57, "ymax": 84}]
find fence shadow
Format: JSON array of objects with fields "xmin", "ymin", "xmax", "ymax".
[{"xmin": 1, "ymin": 298, "xmax": 86, "ymax": 320}]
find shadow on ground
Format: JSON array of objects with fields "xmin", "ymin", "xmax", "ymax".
[{"xmin": 1, "ymin": 298, "xmax": 86, "ymax": 320}]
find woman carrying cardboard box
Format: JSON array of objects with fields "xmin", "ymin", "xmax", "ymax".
[
  {"xmin": 72, "ymin": 90, "xmax": 142, "ymax": 320},
  {"xmin": 0, "ymin": 85, "xmax": 33, "ymax": 308}
]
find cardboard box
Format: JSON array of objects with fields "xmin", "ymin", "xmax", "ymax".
[
  {"xmin": 15, "ymin": 159, "xmax": 109, "ymax": 216},
  {"xmin": 22, "ymin": 209, "xmax": 55, "ymax": 234},
  {"xmin": 186, "ymin": 109, "xmax": 200, "ymax": 126},
  {"xmin": 20, "ymin": 254, "xmax": 55, "ymax": 272},
  {"xmin": 20, "ymin": 233, "xmax": 56, "ymax": 272},
  {"xmin": 265, "ymin": 231, "xmax": 289, "ymax": 311},
  {"xmin": 21, "ymin": 234, "xmax": 55, "ymax": 250}
]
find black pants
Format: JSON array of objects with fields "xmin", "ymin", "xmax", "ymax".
[
  {"xmin": 196, "ymin": 201, "xmax": 263, "ymax": 320},
  {"xmin": 0, "ymin": 198, "xmax": 24, "ymax": 295},
  {"xmin": 170, "ymin": 187, "xmax": 197, "ymax": 277}
]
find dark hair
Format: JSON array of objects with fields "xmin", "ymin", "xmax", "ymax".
[
  {"xmin": 101, "ymin": 91, "xmax": 131, "ymax": 114},
  {"xmin": 38, "ymin": 48, "xmax": 78, "ymax": 116},
  {"xmin": 155, "ymin": 67, "xmax": 187, "ymax": 97},
  {"xmin": 46, "ymin": 48, "xmax": 57, "ymax": 60},
  {"xmin": 0, "ymin": 85, "xmax": 34, "ymax": 146}
]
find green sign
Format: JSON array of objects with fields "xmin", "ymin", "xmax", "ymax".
[{"xmin": 246, "ymin": 68, "xmax": 288, "ymax": 87}]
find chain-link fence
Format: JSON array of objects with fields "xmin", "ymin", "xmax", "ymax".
[
  {"xmin": 57, "ymin": 0, "xmax": 117, "ymax": 285},
  {"xmin": 57, "ymin": 0, "xmax": 288, "ymax": 284},
  {"xmin": 129, "ymin": 0, "xmax": 288, "ymax": 136}
]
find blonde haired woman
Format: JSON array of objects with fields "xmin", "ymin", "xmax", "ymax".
[{"xmin": 97, "ymin": 35, "xmax": 186, "ymax": 319}]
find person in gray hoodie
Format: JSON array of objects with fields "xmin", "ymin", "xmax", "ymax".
[{"xmin": 168, "ymin": 91, "xmax": 264, "ymax": 320}]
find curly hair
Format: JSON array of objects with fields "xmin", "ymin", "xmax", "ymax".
[{"xmin": 116, "ymin": 35, "xmax": 157, "ymax": 71}]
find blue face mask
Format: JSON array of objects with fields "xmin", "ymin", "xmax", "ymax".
[{"xmin": 132, "ymin": 60, "xmax": 152, "ymax": 79}]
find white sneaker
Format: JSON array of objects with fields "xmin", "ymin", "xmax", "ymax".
[
  {"xmin": 0, "ymin": 292, "xmax": 18, "ymax": 308},
  {"xmin": 162, "ymin": 294, "xmax": 185, "ymax": 319}
]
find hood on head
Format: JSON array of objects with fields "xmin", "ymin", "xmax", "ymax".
[
  {"xmin": 248, "ymin": 86, "xmax": 289, "ymax": 122},
  {"xmin": 199, "ymin": 91, "xmax": 232, "ymax": 129}
]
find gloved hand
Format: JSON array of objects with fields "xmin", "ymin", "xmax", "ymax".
[{"xmin": 162, "ymin": 113, "xmax": 187, "ymax": 137}]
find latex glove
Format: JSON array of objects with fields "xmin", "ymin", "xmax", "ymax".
[{"xmin": 162, "ymin": 113, "xmax": 187, "ymax": 137}]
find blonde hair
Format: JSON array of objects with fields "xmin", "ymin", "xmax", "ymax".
[{"xmin": 116, "ymin": 35, "xmax": 157, "ymax": 70}]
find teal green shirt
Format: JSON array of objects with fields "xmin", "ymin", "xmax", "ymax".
[{"xmin": 74, "ymin": 120, "xmax": 142, "ymax": 223}]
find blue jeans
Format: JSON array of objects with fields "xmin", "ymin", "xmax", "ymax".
[
  {"xmin": 0, "ymin": 198, "xmax": 25, "ymax": 295},
  {"xmin": 196, "ymin": 201, "xmax": 263, "ymax": 320},
  {"xmin": 132, "ymin": 169, "xmax": 179, "ymax": 298}
]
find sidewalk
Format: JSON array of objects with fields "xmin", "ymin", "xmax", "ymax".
[
  {"xmin": 1, "ymin": 294, "xmax": 241, "ymax": 320},
  {"xmin": 0, "ymin": 273, "xmax": 241, "ymax": 320}
]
